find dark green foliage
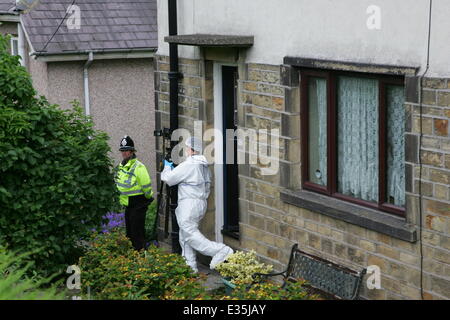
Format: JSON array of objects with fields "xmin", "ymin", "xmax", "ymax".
[
  {"xmin": 79, "ymin": 230, "xmax": 195, "ymax": 299},
  {"xmin": 0, "ymin": 246, "xmax": 64, "ymax": 300},
  {"xmin": 145, "ymin": 200, "xmax": 157, "ymax": 241},
  {"xmin": 0, "ymin": 36, "xmax": 35, "ymax": 110},
  {"xmin": 230, "ymin": 281, "xmax": 321, "ymax": 300},
  {"xmin": 165, "ymin": 277, "xmax": 320, "ymax": 300},
  {"xmin": 0, "ymin": 34, "xmax": 119, "ymax": 277}
]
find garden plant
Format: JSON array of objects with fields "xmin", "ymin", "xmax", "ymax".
[
  {"xmin": 78, "ymin": 229, "xmax": 195, "ymax": 300},
  {"xmin": 214, "ymin": 250, "xmax": 273, "ymax": 285},
  {"xmin": 0, "ymin": 34, "xmax": 119, "ymax": 278},
  {"xmin": 0, "ymin": 246, "xmax": 64, "ymax": 300}
]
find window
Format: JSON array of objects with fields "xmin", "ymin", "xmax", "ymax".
[
  {"xmin": 10, "ymin": 37, "xmax": 19, "ymax": 56},
  {"xmin": 301, "ymin": 70, "xmax": 405, "ymax": 216}
]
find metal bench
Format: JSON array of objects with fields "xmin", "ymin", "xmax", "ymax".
[{"xmin": 254, "ymin": 243, "xmax": 367, "ymax": 300}]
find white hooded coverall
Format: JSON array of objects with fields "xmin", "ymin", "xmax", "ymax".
[{"xmin": 161, "ymin": 154, "xmax": 233, "ymax": 272}]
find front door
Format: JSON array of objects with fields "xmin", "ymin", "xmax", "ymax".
[{"xmin": 221, "ymin": 66, "xmax": 239, "ymax": 238}]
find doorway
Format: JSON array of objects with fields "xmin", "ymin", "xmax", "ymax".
[
  {"xmin": 213, "ymin": 63, "xmax": 240, "ymax": 242},
  {"xmin": 222, "ymin": 66, "xmax": 239, "ymax": 238}
]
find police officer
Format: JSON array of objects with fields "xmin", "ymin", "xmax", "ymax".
[{"xmin": 115, "ymin": 135, "xmax": 153, "ymax": 250}]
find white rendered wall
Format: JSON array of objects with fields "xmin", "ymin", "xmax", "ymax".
[{"xmin": 157, "ymin": 0, "xmax": 450, "ymax": 77}]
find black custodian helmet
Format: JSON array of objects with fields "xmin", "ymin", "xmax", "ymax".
[{"xmin": 119, "ymin": 135, "xmax": 136, "ymax": 151}]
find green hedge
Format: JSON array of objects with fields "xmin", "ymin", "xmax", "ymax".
[{"xmin": 0, "ymin": 34, "xmax": 119, "ymax": 277}]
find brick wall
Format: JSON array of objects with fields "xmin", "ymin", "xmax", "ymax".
[{"xmin": 154, "ymin": 55, "xmax": 450, "ymax": 300}]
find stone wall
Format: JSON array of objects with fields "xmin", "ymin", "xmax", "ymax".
[
  {"xmin": 238, "ymin": 63, "xmax": 450, "ymax": 300},
  {"xmin": 405, "ymin": 77, "xmax": 450, "ymax": 299},
  {"xmin": 39, "ymin": 59, "xmax": 157, "ymax": 182},
  {"xmin": 154, "ymin": 55, "xmax": 217, "ymax": 247},
  {"xmin": 154, "ymin": 55, "xmax": 450, "ymax": 300}
]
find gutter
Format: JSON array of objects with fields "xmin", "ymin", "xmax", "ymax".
[
  {"xmin": 19, "ymin": 14, "xmax": 36, "ymax": 55},
  {"xmin": 17, "ymin": 22, "xmax": 25, "ymax": 66},
  {"xmin": 83, "ymin": 52, "xmax": 94, "ymax": 116},
  {"xmin": 30, "ymin": 48, "xmax": 156, "ymax": 62},
  {"xmin": 0, "ymin": 13, "xmax": 20, "ymax": 22}
]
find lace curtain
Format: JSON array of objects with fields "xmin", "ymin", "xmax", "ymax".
[
  {"xmin": 308, "ymin": 78, "xmax": 327, "ymax": 186},
  {"xmin": 387, "ymin": 85, "xmax": 405, "ymax": 207},
  {"xmin": 337, "ymin": 76, "xmax": 379, "ymax": 202}
]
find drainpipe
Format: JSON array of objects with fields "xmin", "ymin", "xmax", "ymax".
[
  {"xmin": 168, "ymin": 0, "xmax": 181, "ymax": 254},
  {"xmin": 17, "ymin": 23, "xmax": 26, "ymax": 67},
  {"xmin": 83, "ymin": 51, "xmax": 94, "ymax": 116},
  {"xmin": 417, "ymin": 0, "xmax": 433, "ymax": 301}
]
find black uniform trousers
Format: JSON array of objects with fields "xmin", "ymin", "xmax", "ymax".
[{"xmin": 125, "ymin": 194, "xmax": 152, "ymax": 251}]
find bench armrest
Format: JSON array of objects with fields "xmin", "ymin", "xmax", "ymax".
[{"xmin": 252, "ymin": 269, "xmax": 288, "ymax": 281}]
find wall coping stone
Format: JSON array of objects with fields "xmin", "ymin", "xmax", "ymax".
[{"xmin": 280, "ymin": 189, "xmax": 417, "ymax": 243}]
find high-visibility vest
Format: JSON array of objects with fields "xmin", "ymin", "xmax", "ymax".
[{"xmin": 115, "ymin": 158, "xmax": 153, "ymax": 206}]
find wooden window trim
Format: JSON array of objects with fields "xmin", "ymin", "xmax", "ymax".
[{"xmin": 300, "ymin": 69, "xmax": 406, "ymax": 217}]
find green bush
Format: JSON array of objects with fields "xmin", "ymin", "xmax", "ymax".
[
  {"xmin": 0, "ymin": 246, "xmax": 64, "ymax": 300},
  {"xmin": 165, "ymin": 277, "xmax": 320, "ymax": 300},
  {"xmin": 145, "ymin": 200, "xmax": 157, "ymax": 241},
  {"xmin": 78, "ymin": 230, "xmax": 320, "ymax": 301},
  {"xmin": 0, "ymin": 34, "xmax": 119, "ymax": 277},
  {"xmin": 79, "ymin": 230, "xmax": 195, "ymax": 300},
  {"xmin": 163, "ymin": 275, "xmax": 221, "ymax": 300},
  {"xmin": 230, "ymin": 281, "xmax": 320, "ymax": 300}
]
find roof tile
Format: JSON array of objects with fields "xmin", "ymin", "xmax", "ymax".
[
  {"xmin": 0, "ymin": 0, "xmax": 15, "ymax": 13},
  {"xmin": 20, "ymin": 0, "xmax": 157, "ymax": 54}
]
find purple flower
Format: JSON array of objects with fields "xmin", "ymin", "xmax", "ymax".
[{"xmin": 92, "ymin": 212, "xmax": 125, "ymax": 234}]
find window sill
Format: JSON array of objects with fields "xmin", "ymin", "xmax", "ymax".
[{"xmin": 280, "ymin": 189, "xmax": 417, "ymax": 243}]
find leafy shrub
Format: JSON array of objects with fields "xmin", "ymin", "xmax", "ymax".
[
  {"xmin": 165, "ymin": 276, "xmax": 319, "ymax": 300},
  {"xmin": 163, "ymin": 275, "xmax": 221, "ymax": 300},
  {"xmin": 231, "ymin": 280, "xmax": 321, "ymax": 300},
  {"xmin": 0, "ymin": 246, "xmax": 64, "ymax": 300},
  {"xmin": 0, "ymin": 34, "xmax": 119, "ymax": 277},
  {"xmin": 145, "ymin": 200, "xmax": 157, "ymax": 241},
  {"xmin": 79, "ymin": 231, "xmax": 320, "ymax": 301},
  {"xmin": 215, "ymin": 250, "xmax": 273, "ymax": 284},
  {"xmin": 79, "ymin": 230, "xmax": 195, "ymax": 300}
]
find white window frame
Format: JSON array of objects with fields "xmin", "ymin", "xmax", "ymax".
[{"xmin": 10, "ymin": 36, "xmax": 19, "ymax": 56}]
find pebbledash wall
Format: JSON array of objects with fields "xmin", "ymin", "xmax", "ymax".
[
  {"xmin": 1, "ymin": 21, "xmax": 156, "ymax": 182},
  {"xmin": 31, "ymin": 58, "xmax": 157, "ymax": 184},
  {"xmin": 155, "ymin": 0, "xmax": 450, "ymax": 299}
]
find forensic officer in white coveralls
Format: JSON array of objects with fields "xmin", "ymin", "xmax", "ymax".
[{"xmin": 161, "ymin": 137, "xmax": 234, "ymax": 273}]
